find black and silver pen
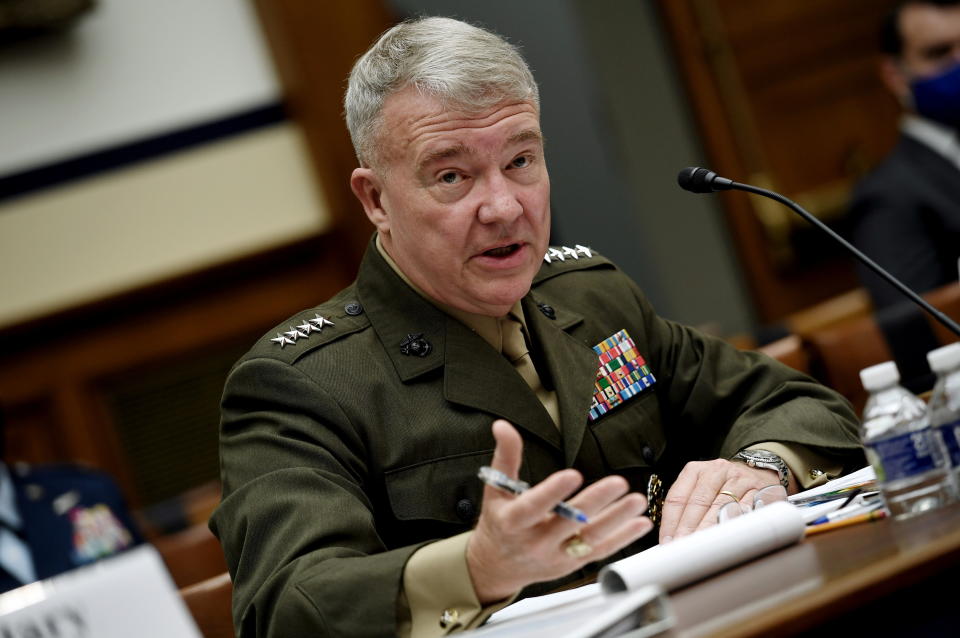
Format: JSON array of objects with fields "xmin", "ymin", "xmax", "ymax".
[{"xmin": 478, "ymin": 466, "xmax": 589, "ymax": 523}]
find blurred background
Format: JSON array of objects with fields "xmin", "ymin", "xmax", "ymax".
[{"xmin": 0, "ymin": 0, "xmax": 943, "ymax": 556}]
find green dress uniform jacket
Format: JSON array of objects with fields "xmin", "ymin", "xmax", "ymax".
[{"xmin": 211, "ymin": 239, "xmax": 864, "ymax": 637}]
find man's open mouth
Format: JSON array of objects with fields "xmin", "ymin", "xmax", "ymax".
[{"xmin": 482, "ymin": 243, "xmax": 522, "ymax": 258}]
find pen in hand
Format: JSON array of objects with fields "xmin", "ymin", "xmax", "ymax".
[{"xmin": 478, "ymin": 466, "xmax": 589, "ymax": 523}]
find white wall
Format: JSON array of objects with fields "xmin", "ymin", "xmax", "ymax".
[
  {"xmin": 0, "ymin": 0, "xmax": 280, "ymax": 175},
  {"xmin": 0, "ymin": 126, "xmax": 330, "ymax": 327},
  {"xmin": 0, "ymin": 0, "xmax": 331, "ymax": 328}
]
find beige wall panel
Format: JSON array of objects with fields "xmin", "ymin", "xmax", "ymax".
[{"xmin": 0, "ymin": 124, "xmax": 330, "ymax": 328}]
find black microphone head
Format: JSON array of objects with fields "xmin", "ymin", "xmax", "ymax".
[{"xmin": 677, "ymin": 166, "xmax": 717, "ymax": 193}]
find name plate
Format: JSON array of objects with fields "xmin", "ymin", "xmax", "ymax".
[{"xmin": 0, "ymin": 545, "xmax": 201, "ymax": 638}]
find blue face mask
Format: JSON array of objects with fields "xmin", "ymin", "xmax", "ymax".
[{"xmin": 911, "ymin": 62, "xmax": 960, "ymax": 129}]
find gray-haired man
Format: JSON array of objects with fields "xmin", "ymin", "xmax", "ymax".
[{"xmin": 212, "ymin": 17, "xmax": 864, "ymax": 638}]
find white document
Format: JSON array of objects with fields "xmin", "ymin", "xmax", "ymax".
[
  {"xmin": 599, "ymin": 500, "xmax": 804, "ymax": 594},
  {"xmin": 477, "ymin": 501, "xmax": 804, "ymax": 636},
  {"xmin": 0, "ymin": 545, "xmax": 201, "ymax": 638},
  {"xmin": 471, "ymin": 584, "xmax": 671, "ymax": 638},
  {"xmin": 787, "ymin": 466, "xmax": 876, "ymax": 504}
]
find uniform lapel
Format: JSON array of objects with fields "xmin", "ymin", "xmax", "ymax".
[
  {"xmin": 523, "ymin": 295, "xmax": 598, "ymax": 466},
  {"xmin": 358, "ymin": 242, "xmax": 562, "ymax": 451},
  {"xmin": 443, "ymin": 318, "xmax": 562, "ymax": 451}
]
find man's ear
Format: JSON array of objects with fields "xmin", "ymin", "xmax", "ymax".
[
  {"xmin": 351, "ymin": 168, "xmax": 390, "ymax": 233},
  {"xmin": 880, "ymin": 56, "xmax": 912, "ymax": 107}
]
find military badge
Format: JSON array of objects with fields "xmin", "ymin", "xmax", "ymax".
[
  {"xmin": 588, "ymin": 328, "xmax": 656, "ymax": 422},
  {"xmin": 69, "ymin": 504, "xmax": 133, "ymax": 565}
]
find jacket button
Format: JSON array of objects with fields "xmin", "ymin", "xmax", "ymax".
[
  {"xmin": 455, "ymin": 498, "xmax": 475, "ymax": 522},
  {"xmin": 537, "ymin": 303, "xmax": 556, "ymax": 319},
  {"xmin": 439, "ymin": 608, "xmax": 460, "ymax": 629},
  {"xmin": 642, "ymin": 445, "xmax": 655, "ymax": 464},
  {"xmin": 344, "ymin": 302, "xmax": 364, "ymax": 316}
]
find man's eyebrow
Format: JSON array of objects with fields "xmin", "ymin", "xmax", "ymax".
[
  {"xmin": 507, "ymin": 129, "xmax": 544, "ymax": 147},
  {"xmin": 417, "ymin": 143, "xmax": 471, "ymax": 172}
]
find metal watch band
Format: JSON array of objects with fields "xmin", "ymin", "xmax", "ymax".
[{"xmin": 733, "ymin": 450, "xmax": 790, "ymax": 489}]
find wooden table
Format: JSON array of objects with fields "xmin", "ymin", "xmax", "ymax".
[{"xmin": 666, "ymin": 502, "xmax": 960, "ymax": 637}]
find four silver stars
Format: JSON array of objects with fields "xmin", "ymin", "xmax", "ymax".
[
  {"xmin": 543, "ymin": 244, "xmax": 594, "ymax": 264},
  {"xmin": 271, "ymin": 314, "xmax": 336, "ymax": 348}
]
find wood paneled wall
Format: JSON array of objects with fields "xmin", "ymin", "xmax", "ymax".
[
  {"xmin": 0, "ymin": 0, "xmax": 394, "ymax": 511},
  {"xmin": 658, "ymin": 0, "xmax": 901, "ymax": 322}
]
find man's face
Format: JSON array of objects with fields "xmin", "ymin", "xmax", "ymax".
[
  {"xmin": 351, "ymin": 87, "xmax": 551, "ymax": 317},
  {"xmin": 885, "ymin": 3, "xmax": 960, "ymax": 99}
]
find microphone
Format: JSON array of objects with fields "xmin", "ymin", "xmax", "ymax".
[
  {"xmin": 677, "ymin": 167, "xmax": 960, "ymax": 337},
  {"xmin": 676, "ymin": 166, "xmax": 734, "ymax": 193}
]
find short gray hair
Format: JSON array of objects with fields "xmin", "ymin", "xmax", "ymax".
[{"xmin": 344, "ymin": 17, "xmax": 540, "ymax": 167}]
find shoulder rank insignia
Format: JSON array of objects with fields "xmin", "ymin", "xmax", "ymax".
[
  {"xmin": 271, "ymin": 314, "xmax": 335, "ymax": 347},
  {"xmin": 544, "ymin": 244, "xmax": 592, "ymax": 263},
  {"xmin": 588, "ymin": 328, "xmax": 656, "ymax": 422}
]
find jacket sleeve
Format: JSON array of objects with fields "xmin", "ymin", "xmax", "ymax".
[
  {"xmin": 211, "ymin": 356, "xmax": 424, "ymax": 638},
  {"xmin": 625, "ymin": 273, "xmax": 865, "ymax": 470}
]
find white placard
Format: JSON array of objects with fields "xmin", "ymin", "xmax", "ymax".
[{"xmin": 0, "ymin": 545, "xmax": 201, "ymax": 638}]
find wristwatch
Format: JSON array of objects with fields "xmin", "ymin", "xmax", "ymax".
[{"xmin": 732, "ymin": 449, "xmax": 790, "ymax": 489}]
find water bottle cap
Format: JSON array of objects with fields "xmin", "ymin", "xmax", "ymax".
[
  {"xmin": 927, "ymin": 342, "xmax": 960, "ymax": 373},
  {"xmin": 860, "ymin": 361, "xmax": 900, "ymax": 390}
]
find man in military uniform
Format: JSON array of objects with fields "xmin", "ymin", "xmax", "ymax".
[{"xmin": 211, "ymin": 17, "xmax": 864, "ymax": 638}]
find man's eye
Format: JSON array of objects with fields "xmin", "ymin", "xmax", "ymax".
[
  {"xmin": 922, "ymin": 44, "xmax": 953, "ymax": 61},
  {"xmin": 440, "ymin": 172, "xmax": 461, "ymax": 184},
  {"xmin": 510, "ymin": 155, "xmax": 530, "ymax": 169}
]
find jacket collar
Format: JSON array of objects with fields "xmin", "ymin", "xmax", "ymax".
[{"xmin": 356, "ymin": 238, "xmax": 596, "ymax": 457}]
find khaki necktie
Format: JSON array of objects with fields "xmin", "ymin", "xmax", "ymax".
[{"xmin": 500, "ymin": 316, "xmax": 561, "ymax": 427}]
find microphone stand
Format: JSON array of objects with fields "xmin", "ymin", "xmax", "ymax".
[{"xmin": 730, "ymin": 180, "xmax": 960, "ymax": 338}]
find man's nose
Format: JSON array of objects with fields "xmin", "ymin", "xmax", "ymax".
[{"xmin": 477, "ymin": 173, "xmax": 523, "ymax": 225}]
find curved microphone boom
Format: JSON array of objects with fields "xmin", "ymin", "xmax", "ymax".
[{"xmin": 677, "ymin": 166, "xmax": 960, "ymax": 337}]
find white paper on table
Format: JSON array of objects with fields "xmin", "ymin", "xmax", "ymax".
[
  {"xmin": 468, "ymin": 584, "xmax": 671, "ymax": 638},
  {"xmin": 787, "ymin": 466, "xmax": 876, "ymax": 504},
  {"xmin": 599, "ymin": 501, "xmax": 804, "ymax": 594},
  {"xmin": 486, "ymin": 583, "xmax": 601, "ymax": 626}
]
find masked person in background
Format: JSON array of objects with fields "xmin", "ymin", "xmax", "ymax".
[{"xmin": 849, "ymin": 0, "xmax": 960, "ymax": 310}]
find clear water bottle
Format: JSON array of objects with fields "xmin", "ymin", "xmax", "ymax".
[
  {"xmin": 859, "ymin": 361, "xmax": 952, "ymax": 519},
  {"xmin": 927, "ymin": 343, "xmax": 960, "ymax": 497}
]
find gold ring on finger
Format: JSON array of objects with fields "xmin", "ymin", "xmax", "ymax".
[
  {"xmin": 719, "ymin": 490, "xmax": 740, "ymax": 503},
  {"xmin": 564, "ymin": 533, "xmax": 593, "ymax": 558}
]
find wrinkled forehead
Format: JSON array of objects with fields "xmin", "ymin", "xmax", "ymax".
[{"xmin": 374, "ymin": 86, "xmax": 541, "ymax": 168}]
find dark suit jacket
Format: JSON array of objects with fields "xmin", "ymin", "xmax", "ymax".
[
  {"xmin": 849, "ymin": 134, "xmax": 960, "ymax": 310},
  {"xmin": 0, "ymin": 464, "xmax": 142, "ymax": 594},
  {"xmin": 211, "ymin": 239, "xmax": 863, "ymax": 638}
]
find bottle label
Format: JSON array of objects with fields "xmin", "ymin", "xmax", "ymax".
[
  {"xmin": 865, "ymin": 430, "xmax": 937, "ymax": 482},
  {"xmin": 936, "ymin": 419, "xmax": 960, "ymax": 466}
]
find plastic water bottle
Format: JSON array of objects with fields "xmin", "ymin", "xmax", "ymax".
[
  {"xmin": 927, "ymin": 343, "xmax": 960, "ymax": 497},
  {"xmin": 859, "ymin": 361, "xmax": 952, "ymax": 519}
]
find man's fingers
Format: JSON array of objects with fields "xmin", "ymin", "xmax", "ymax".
[
  {"xmin": 658, "ymin": 465, "xmax": 699, "ymax": 542},
  {"xmin": 580, "ymin": 493, "xmax": 648, "ymax": 543},
  {"xmin": 567, "ymin": 475, "xmax": 631, "ymax": 516},
  {"xmin": 668, "ymin": 468, "xmax": 727, "ymax": 539},
  {"xmin": 489, "ymin": 419, "xmax": 524, "ymax": 477},
  {"xmin": 582, "ymin": 516, "xmax": 653, "ymax": 564},
  {"xmin": 506, "ymin": 469, "xmax": 583, "ymax": 527}
]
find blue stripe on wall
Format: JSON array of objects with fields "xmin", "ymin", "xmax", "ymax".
[{"xmin": 0, "ymin": 101, "xmax": 287, "ymax": 204}]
